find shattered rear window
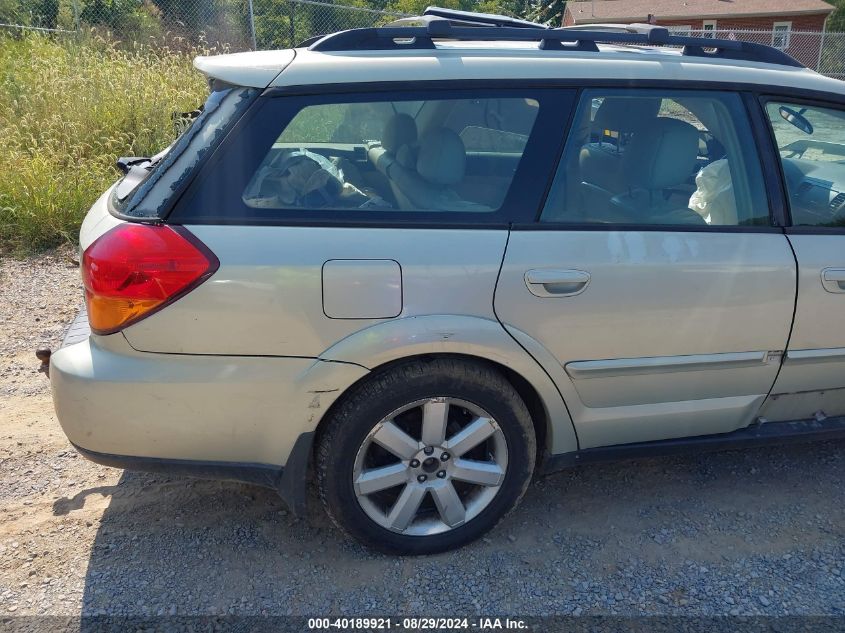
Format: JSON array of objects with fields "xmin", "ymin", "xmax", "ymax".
[{"xmin": 114, "ymin": 86, "xmax": 259, "ymax": 219}]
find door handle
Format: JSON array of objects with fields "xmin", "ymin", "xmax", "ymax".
[
  {"xmin": 525, "ymin": 269, "xmax": 591, "ymax": 297},
  {"xmin": 822, "ymin": 268, "xmax": 845, "ymax": 293}
]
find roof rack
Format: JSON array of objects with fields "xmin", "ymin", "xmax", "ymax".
[
  {"xmin": 418, "ymin": 6, "xmax": 548, "ymax": 29},
  {"xmin": 306, "ymin": 7, "xmax": 804, "ymax": 68}
]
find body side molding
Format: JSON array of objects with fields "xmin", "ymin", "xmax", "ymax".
[
  {"xmin": 785, "ymin": 347, "xmax": 845, "ymax": 363},
  {"xmin": 565, "ymin": 350, "xmax": 771, "ymax": 379}
]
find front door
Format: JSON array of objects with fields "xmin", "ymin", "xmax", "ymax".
[
  {"xmin": 759, "ymin": 99, "xmax": 845, "ymax": 422},
  {"xmin": 495, "ymin": 88, "xmax": 797, "ymax": 448}
]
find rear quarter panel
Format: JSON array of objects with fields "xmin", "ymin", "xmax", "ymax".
[{"xmin": 121, "ymin": 226, "xmax": 509, "ymax": 357}]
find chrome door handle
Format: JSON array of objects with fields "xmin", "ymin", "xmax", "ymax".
[
  {"xmin": 525, "ymin": 269, "xmax": 590, "ymax": 297},
  {"xmin": 822, "ymin": 268, "xmax": 845, "ymax": 293}
]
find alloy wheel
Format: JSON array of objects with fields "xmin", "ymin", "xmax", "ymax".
[{"xmin": 352, "ymin": 397, "xmax": 508, "ymax": 536}]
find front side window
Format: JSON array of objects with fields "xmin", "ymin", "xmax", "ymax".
[
  {"xmin": 242, "ymin": 97, "xmax": 539, "ymax": 214},
  {"xmin": 540, "ymin": 89, "xmax": 770, "ymax": 227},
  {"xmin": 765, "ymin": 101, "xmax": 845, "ymax": 228}
]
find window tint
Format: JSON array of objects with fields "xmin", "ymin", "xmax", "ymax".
[
  {"xmin": 243, "ymin": 97, "xmax": 539, "ymax": 214},
  {"xmin": 766, "ymin": 101, "xmax": 845, "ymax": 228},
  {"xmin": 540, "ymin": 89, "xmax": 770, "ymax": 227}
]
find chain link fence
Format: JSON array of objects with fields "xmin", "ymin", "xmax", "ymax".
[
  {"xmin": 1, "ymin": 1, "xmax": 844, "ymax": 79},
  {"xmin": 0, "ymin": 0, "xmax": 404, "ymax": 51},
  {"xmin": 683, "ymin": 28, "xmax": 845, "ymax": 80},
  {"xmin": 251, "ymin": 0, "xmax": 404, "ymax": 50}
]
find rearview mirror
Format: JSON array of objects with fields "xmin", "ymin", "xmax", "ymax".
[{"xmin": 779, "ymin": 106, "xmax": 814, "ymax": 135}]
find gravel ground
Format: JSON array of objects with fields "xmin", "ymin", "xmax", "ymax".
[{"xmin": 0, "ymin": 253, "xmax": 843, "ymax": 618}]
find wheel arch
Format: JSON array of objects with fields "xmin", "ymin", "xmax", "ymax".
[{"xmin": 312, "ymin": 315, "xmax": 578, "ymax": 460}]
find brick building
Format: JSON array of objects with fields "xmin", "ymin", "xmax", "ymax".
[{"xmin": 563, "ymin": 0, "xmax": 836, "ymax": 67}]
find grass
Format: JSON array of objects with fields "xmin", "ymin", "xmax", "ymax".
[{"xmin": 0, "ymin": 31, "xmax": 210, "ymax": 253}]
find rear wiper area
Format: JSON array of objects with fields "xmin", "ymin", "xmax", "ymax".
[
  {"xmin": 116, "ymin": 156, "xmax": 152, "ymax": 175},
  {"xmin": 114, "ymin": 157, "xmax": 154, "ymax": 201}
]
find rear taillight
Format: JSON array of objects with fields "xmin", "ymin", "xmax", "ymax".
[{"xmin": 82, "ymin": 224, "xmax": 218, "ymax": 335}]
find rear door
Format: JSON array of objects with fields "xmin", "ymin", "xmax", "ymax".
[
  {"xmin": 495, "ymin": 87, "xmax": 797, "ymax": 449},
  {"xmin": 760, "ymin": 98, "xmax": 845, "ymax": 422}
]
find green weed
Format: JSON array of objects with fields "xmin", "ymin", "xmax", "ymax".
[{"xmin": 0, "ymin": 31, "xmax": 209, "ymax": 252}]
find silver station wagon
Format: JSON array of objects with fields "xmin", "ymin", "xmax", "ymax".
[{"xmin": 45, "ymin": 8, "xmax": 845, "ymax": 553}]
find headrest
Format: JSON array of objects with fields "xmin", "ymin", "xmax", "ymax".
[
  {"xmin": 593, "ymin": 97, "xmax": 661, "ymax": 132},
  {"xmin": 624, "ymin": 117, "xmax": 700, "ymax": 190},
  {"xmin": 382, "ymin": 113, "xmax": 417, "ymax": 153},
  {"xmin": 416, "ymin": 128, "xmax": 466, "ymax": 186}
]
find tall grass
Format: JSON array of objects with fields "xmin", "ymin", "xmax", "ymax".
[{"xmin": 0, "ymin": 31, "xmax": 210, "ymax": 253}]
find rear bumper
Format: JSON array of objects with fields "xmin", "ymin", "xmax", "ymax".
[
  {"xmin": 71, "ymin": 442, "xmax": 285, "ymax": 489},
  {"xmin": 70, "ymin": 432, "xmax": 316, "ymax": 514},
  {"xmin": 49, "ymin": 328, "xmax": 367, "ymax": 512}
]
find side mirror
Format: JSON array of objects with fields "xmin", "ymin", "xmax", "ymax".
[{"xmin": 779, "ymin": 106, "xmax": 814, "ymax": 135}]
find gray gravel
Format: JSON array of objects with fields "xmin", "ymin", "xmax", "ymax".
[
  {"xmin": 0, "ymin": 248, "xmax": 82, "ymax": 398},
  {"xmin": 1, "ymin": 254, "xmax": 843, "ymax": 616}
]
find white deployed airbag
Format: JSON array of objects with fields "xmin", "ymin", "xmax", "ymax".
[{"xmin": 689, "ymin": 158, "xmax": 738, "ymax": 225}]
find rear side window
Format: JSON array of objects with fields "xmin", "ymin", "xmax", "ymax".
[
  {"xmin": 540, "ymin": 89, "xmax": 770, "ymax": 227},
  {"xmin": 279, "ymin": 101, "xmax": 424, "ymax": 144},
  {"xmin": 243, "ymin": 97, "xmax": 537, "ymax": 213},
  {"xmin": 171, "ymin": 88, "xmax": 571, "ymax": 225},
  {"xmin": 764, "ymin": 101, "xmax": 845, "ymax": 228}
]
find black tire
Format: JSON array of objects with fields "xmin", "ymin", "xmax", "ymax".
[{"xmin": 316, "ymin": 357, "xmax": 536, "ymax": 555}]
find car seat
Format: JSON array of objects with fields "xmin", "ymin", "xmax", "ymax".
[
  {"xmin": 368, "ymin": 113, "xmax": 419, "ymax": 209},
  {"xmin": 609, "ymin": 117, "xmax": 707, "ymax": 225},
  {"xmin": 578, "ymin": 97, "xmax": 661, "ymax": 211},
  {"xmin": 370, "ymin": 119, "xmax": 490, "ymax": 212}
]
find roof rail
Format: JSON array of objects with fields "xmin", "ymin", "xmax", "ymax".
[{"xmin": 307, "ymin": 10, "xmax": 805, "ymax": 68}]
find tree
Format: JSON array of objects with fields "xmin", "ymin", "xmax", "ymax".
[
  {"xmin": 478, "ymin": 0, "xmax": 533, "ymax": 19},
  {"xmin": 385, "ymin": 0, "xmax": 536, "ymax": 19},
  {"xmin": 150, "ymin": 0, "xmax": 223, "ymax": 35},
  {"xmin": 36, "ymin": 0, "xmax": 59, "ymax": 28},
  {"xmin": 528, "ymin": 0, "xmax": 565, "ymax": 26},
  {"xmin": 80, "ymin": 0, "xmax": 141, "ymax": 30},
  {"xmin": 0, "ymin": 0, "xmax": 60, "ymax": 28},
  {"xmin": 0, "ymin": 0, "xmax": 25, "ymax": 25},
  {"xmin": 828, "ymin": 0, "xmax": 845, "ymax": 32}
]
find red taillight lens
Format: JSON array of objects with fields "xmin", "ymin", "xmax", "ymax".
[{"xmin": 82, "ymin": 224, "xmax": 218, "ymax": 335}]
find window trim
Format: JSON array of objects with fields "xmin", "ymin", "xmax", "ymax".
[
  {"xmin": 772, "ymin": 21, "xmax": 793, "ymax": 50},
  {"xmin": 743, "ymin": 92, "xmax": 790, "ymax": 228},
  {"xmin": 167, "ymin": 85, "xmax": 576, "ymax": 228},
  {"xmin": 758, "ymin": 94, "xmax": 845, "ymax": 234},
  {"xmin": 510, "ymin": 222, "xmax": 785, "ymax": 233},
  {"xmin": 263, "ymin": 79, "xmax": 845, "ymax": 104},
  {"xmin": 533, "ymin": 87, "xmax": 778, "ymax": 231}
]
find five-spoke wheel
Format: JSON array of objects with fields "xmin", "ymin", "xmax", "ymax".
[
  {"xmin": 317, "ymin": 358, "xmax": 535, "ymax": 554},
  {"xmin": 353, "ymin": 397, "xmax": 508, "ymax": 535}
]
